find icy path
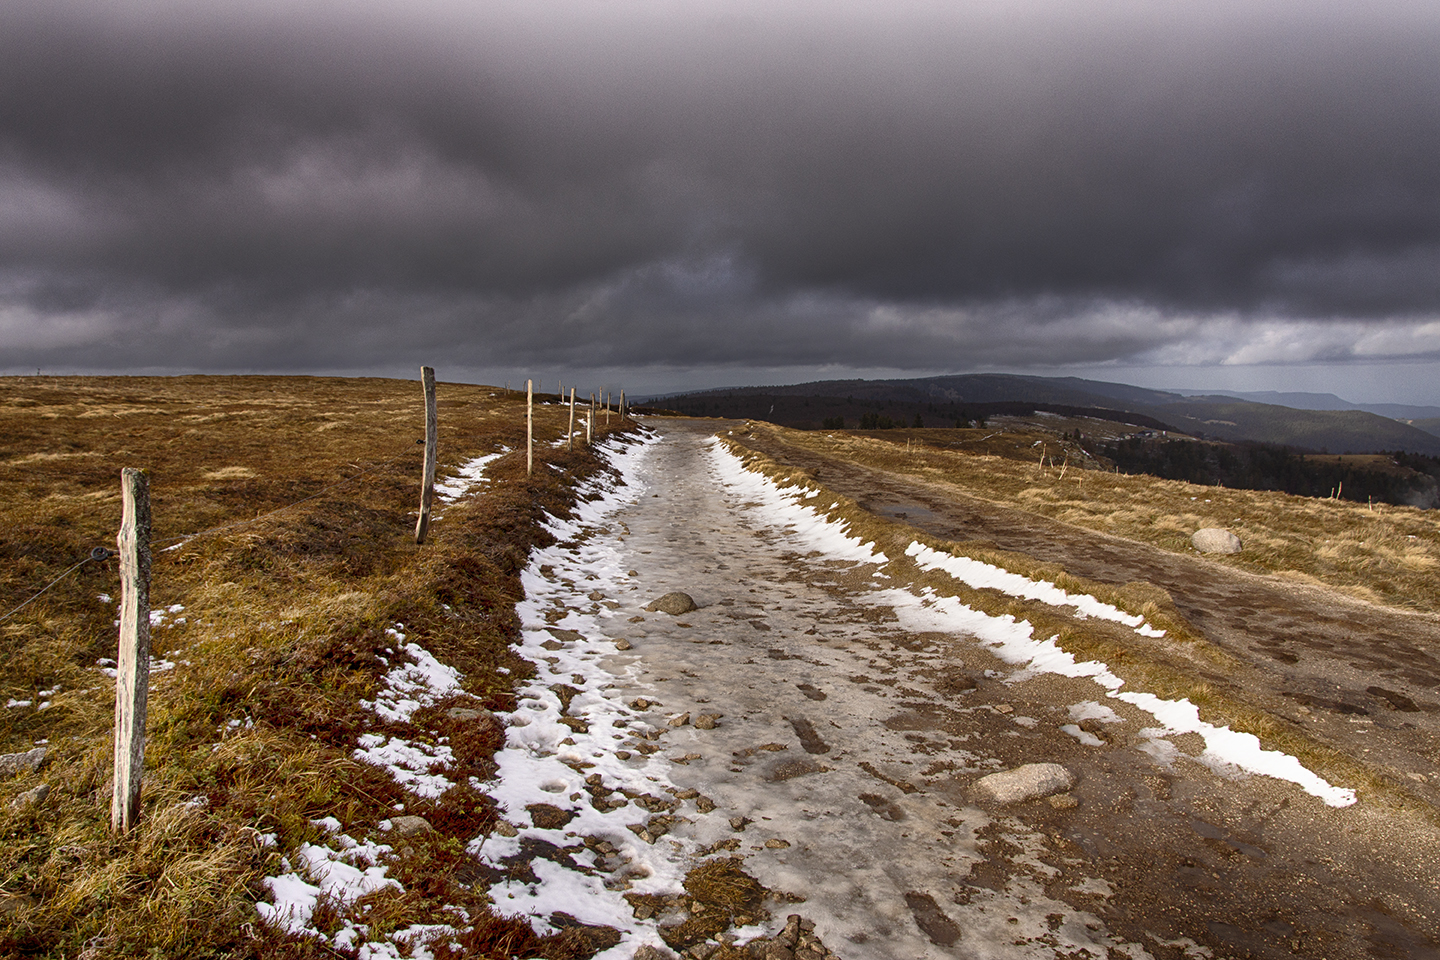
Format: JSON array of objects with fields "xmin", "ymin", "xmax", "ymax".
[{"xmin": 483, "ymin": 423, "xmax": 1191, "ymax": 959}]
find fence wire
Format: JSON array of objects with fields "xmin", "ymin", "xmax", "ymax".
[{"xmin": 0, "ymin": 447, "xmax": 415, "ymax": 627}]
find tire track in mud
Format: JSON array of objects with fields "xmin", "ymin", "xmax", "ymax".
[{"xmin": 485, "ymin": 421, "xmax": 1440, "ymax": 960}]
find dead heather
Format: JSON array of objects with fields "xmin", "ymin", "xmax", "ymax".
[
  {"xmin": 713, "ymin": 432, "xmax": 1412, "ymax": 816},
  {"xmin": 743, "ymin": 421, "xmax": 1440, "ymax": 616},
  {"xmin": 0, "ymin": 375, "xmax": 634, "ymax": 959}
]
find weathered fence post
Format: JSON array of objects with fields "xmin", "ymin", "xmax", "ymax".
[
  {"xmin": 620, "ymin": 389, "xmax": 626, "ymax": 421},
  {"xmin": 568, "ymin": 388, "xmax": 576, "ymax": 453},
  {"xmin": 526, "ymin": 379, "xmax": 534, "ymax": 475},
  {"xmin": 605, "ymin": 391, "xmax": 611, "ymax": 425},
  {"xmin": 415, "ymin": 366, "xmax": 437, "ymax": 545},
  {"xmin": 112, "ymin": 468, "xmax": 151, "ymax": 834}
]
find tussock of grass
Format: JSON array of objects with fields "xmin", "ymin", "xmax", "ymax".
[{"xmin": 0, "ymin": 376, "xmax": 635, "ymax": 958}]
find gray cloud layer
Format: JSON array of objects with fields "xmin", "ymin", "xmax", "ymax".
[{"xmin": 3, "ymin": 1, "xmax": 1440, "ymax": 380}]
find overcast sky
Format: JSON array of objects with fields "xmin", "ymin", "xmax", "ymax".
[{"xmin": 3, "ymin": 1, "xmax": 1439, "ymax": 402}]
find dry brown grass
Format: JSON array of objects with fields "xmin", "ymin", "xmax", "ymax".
[
  {"xmin": 0, "ymin": 375, "xmax": 632, "ymax": 958},
  {"xmin": 750, "ymin": 422, "xmax": 1440, "ymax": 616}
]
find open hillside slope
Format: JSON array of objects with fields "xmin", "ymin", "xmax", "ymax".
[{"xmin": 5, "ymin": 379, "xmax": 1440, "ymax": 959}]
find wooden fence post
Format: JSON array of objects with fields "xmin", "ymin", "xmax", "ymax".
[
  {"xmin": 112, "ymin": 468, "xmax": 151, "ymax": 834},
  {"xmin": 605, "ymin": 391, "xmax": 610, "ymax": 425},
  {"xmin": 415, "ymin": 366, "xmax": 437, "ymax": 545},
  {"xmin": 526, "ymin": 379, "xmax": 534, "ymax": 475},
  {"xmin": 568, "ymin": 388, "xmax": 576, "ymax": 453},
  {"xmin": 620, "ymin": 389, "xmax": 626, "ymax": 421}
]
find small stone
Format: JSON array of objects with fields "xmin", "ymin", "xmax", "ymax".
[
  {"xmin": 630, "ymin": 698, "xmax": 657, "ymax": 710},
  {"xmin": 633, "ymin": 946, "xmax": 678, "ymax": 960},
  {"xmin": 588, "ymin": 590, "xmax": 605, "ymax": 601},
  {"xmin": 389, "ymin": 815, "xmax": 432, "ymax": 837},
  {"xmin": 628, "ymin": 616, "xmax": 646, "ymax": 623},
  {"xmin": 613, "ymin": 638, "xmax": 633, "ymax": 651},
  {"xmin": 766, "ymin": 944, "xmax": 795, "ymax": 960},
  {"xmin": 493, "ymin": 821, "xmax": 518, "ymax": 837},
  {"xmin": 974, "ymin": 763, "xmax": 1075, "ymax": 805},
  {"xmin": 616, "ymin": 750, "xmax": 633, "ymax": 760},
  {"xmin": 764, "ymin": 838, "xmax": 791, "ymax": 849},
  {"xmin": 993, "ymin": 703, "xmax": 1014, "ymax": 714},
  {"xmin": 687, "ymin": 944, "xmax": 719, "ymax": 959},
  {"xmin": 9, "ymin": 783, "xmax": 48, "ymax": 811},
  {"xmin": 0, "ymin": 748, "xmax": 46, "ymax": 779},
  {"xmin": 1192, "ymin": 527, "xmax": 1242, "ymax": 554},
  {"xmin": 696, "ymin": 797, "xmax": 716, "ymax": 813},
  {"xmin": 628, "ymin": 570, "xmax": 640, "ymax": 578},
  {"xmin": 669, "ymin": 712, "xmax": 692, "ymax": 727},
  {"xmin": 446, "ymin": 706, "xmax": 493, "ymax": 723},
  {"xmin": 540, "ymin": 639, "xmax": 564, "ymax": 651},
  {"xmin": 694, "ymin": 713, "xmax": 722, "ymax": 730},
  {"xmin": 1048, "ymin": 793, "xmax": 1079, "ymax": 809},
  {"xmin": 675, "ymin": 788, "xmax": 700, "ymax": 799},
  {"xmin": 647, "ymin": 592, "xmax": 698, "ymax": 615},
  {"xmin": 730, "ymin": 816, "xmax": 750, "ymax": 831}
]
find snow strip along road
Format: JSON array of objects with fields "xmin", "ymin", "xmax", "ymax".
[{"xmin": 479, "ymin": 421, "xmax": 1364, "ymax": 959}]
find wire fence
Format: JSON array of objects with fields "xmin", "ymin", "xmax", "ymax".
[
  {"xmin": 0, "ymin": 448, "xmax": 413, "ymax": 627},
  {"xmin": 1, "ymin": 381, "xmax": 635, "ymax": 629}
]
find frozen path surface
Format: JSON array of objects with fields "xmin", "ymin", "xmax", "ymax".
[{"xmin": 485, "ymin": 420, "xmax": 1440, "ymax": 960}]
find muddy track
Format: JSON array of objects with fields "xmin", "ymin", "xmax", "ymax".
[
  {"xmin": 736, "ymin": 426, "xmax": 1440, "ymax": 811},
  {"xmin": 493, "ymin": 420, "xmax": 1435, "ymax": 960}
]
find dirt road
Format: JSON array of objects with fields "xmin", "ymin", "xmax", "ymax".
[
  {"xmin": 739, "ymin": 425, "xmax": 1440, "ymax": 812},
  {"xmin": 491, "ymin": 420, "xmax": 1440, "ymax": 959}
]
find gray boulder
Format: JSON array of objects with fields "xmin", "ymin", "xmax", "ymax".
[
  {"xmin": 9, "ymin": 783, "xmax": 49, "ymax": 811},
  {"xmin": 974, "ymin": 762, "xmax": 1074, "ymax": 804},
  {"xmin": 0, "ymin": 748, "xmax": 45, "ymax": 779},
  {"xmin": 646, "ymin": 592, "xmax": 697, "ymax": 615},
  {"xmin": 1192, "ymin": 527, "xmax": 1242, "ymax": 554}
]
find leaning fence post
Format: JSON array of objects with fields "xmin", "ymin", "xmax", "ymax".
[
  {"xmin": 415, "ymin": 366, "xmax": 438, "ymax": 545},
  {"xmin": 568, "ymin": 388, "xmax": 576, "ymax": 453},
  {"xmin": 112, "ymin": 468, "xmax": 151, "ymax": 834},
  {"xmin": 526, "ymin": 379, "xmax": 534, "ymax": 475},
  {"xmin": 620, "ymin": 389, "xmax": 626, "ymax": 421}
]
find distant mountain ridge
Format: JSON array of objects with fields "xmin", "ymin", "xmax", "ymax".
[
  {"xmin": 1176, "ymin": 389, "xmax": 1440, "ymax": 422},
  {"xmin": 659, "ymin": 374, "xmax": 1440, "ymax": 455}
]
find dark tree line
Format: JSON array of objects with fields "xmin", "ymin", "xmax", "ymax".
[{"xmin": 1099, "ymin": 437, "xmax": 1440, "ymax": 508}]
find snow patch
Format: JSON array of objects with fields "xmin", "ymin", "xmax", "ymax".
[{"xmin": 883, "ymin": 589, "xmax": 1356, "ymax": 807}]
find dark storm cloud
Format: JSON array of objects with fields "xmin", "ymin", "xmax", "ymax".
[{"xmin": 3, "ymin": 0, "xmax": 1440, "ymax": 376}]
